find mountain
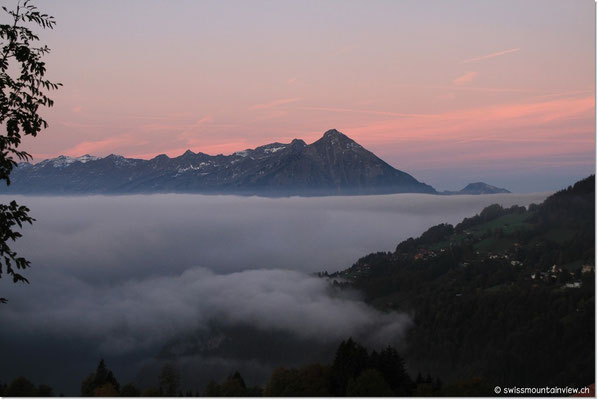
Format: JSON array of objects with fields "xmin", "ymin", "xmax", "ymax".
[
  {"xmin": 2, "ymin": 129, "xmax": 437, "ymax": 196},
  {"xmin": 443, "ymin": 182, "xmax": 511, "ymax": 195},
  {"xmin": 330, "ymin": 175, "xmax": 595, "ymax": 390}
]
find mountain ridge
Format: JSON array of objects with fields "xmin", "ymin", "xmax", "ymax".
[
  {"xmin": 6, "ymin": 129, "xmax": 512, "ymax": 196},
  {"xmin": 442, "ymin": 182, "xmax": 511, "ymax": 195},
  {"xmin": 6, "ymin": 129, "xmax": 438, "ymax": 196}
]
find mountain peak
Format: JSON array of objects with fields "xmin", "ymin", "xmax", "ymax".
[
  {"xmin": 290, "ymin": 138, "xmax": 306, "ymax": 146},
  {"xmin": 183, "ymin": 149, "xmax": 195, "ymax": 156},
  {"xmin": 316, "ymin": 129, "xmax": 363, "ymax": 151},
  {"xmin": 319, "ymin": 129, "xmax": 356, "ymax": 144},
  {"xmin": 442, "ymin": 182, "xmax": 511, "ymax": 195},
  {"xmin": 461, "ymin": 182, "xmax": 510, "ymax": 194},
  {"xmin": 323, "ymin": 129, "xmax": 346, "ymax": 139}
]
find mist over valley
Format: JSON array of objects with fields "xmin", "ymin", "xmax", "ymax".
[{"xmin": 0, "ymin": 192, "xmax": 549, "ymax": 394}]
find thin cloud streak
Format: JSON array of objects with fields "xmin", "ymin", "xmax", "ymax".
[
  {"xmin": 393, "ymin": 83, "xmax": 547, "ymax": 93},
  {"xmin": 348, "ymin": 96, "xmax": 594, "ymax": 141},
  {"xmin": 344, "ymin": 95, "xmax": 594, "ymax": 171},
  {"xmin": 462, "ymin": 47, "xmax": 520, "ymax": 63},
  {"xmin": 62, "ymin": 136, "xmax": 139, "ymax": 157},
  {"xmin": 453, "ymin": 71, "xmax": 478, "ymax": 86},
  {"xmin": 249, "ymin": 98, "xmax": 302, "ymax": 110},
  {"xmin": 298, "ymin": 106, "xmax": 433, "ymax": 118}
]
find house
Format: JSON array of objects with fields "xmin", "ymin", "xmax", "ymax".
[
  {"xmin": 550, "ymin": 264, "xmax": 561, "ymax": 274},
  {"xmin": 581, "ymin": 265, "xmax": 594, "ymax": 274},
  {"xmin": 564, "ymin": 282, "xmax": 582, "ymax": 289}
]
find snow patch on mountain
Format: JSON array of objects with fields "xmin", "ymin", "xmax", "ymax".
[
  {"xmin": 264, "ymin": 146, "xmax": 286, "ymax": 153},
  {"xmin": 40, "ymin": 154, "xmax": 100, "ymax": 168}
]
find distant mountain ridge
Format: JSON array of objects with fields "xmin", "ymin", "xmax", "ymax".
[
  {"xmin": 4, "ymin": 129, "xmax": 439, "ymax": 196},
  {"xmin": 443, "ymin": 182, "xmax": 511, "ymax": 195}
]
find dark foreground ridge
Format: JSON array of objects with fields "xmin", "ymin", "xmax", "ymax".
[
  {"xmin": 3, "ymin": 129, "xmax": 437, "ymax": 196},
  {"xmin": 331, "ymin": 175, "xmax": 595, "ymax": 391}
]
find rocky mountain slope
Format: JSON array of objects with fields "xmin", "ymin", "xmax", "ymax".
[{"xmin": 3, "ymin": 129, "xmax": 437, "ymax": 196}]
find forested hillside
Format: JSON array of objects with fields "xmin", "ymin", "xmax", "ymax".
[{"xmin": 332, "ymin": 175, "xmax": 595, "ymax": 389}]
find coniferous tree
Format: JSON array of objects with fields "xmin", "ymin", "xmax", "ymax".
[
  {"xmin": 80, "ymin": 359, "xmax": 120, "ymax": 396},
  {"xmin": 373, "ymin": 346, "xmax": 413, "ymax": 396},
  {"xmin": 330, "ymin": 338, "xmax": 369, "ymax": 395},
  {"xmin": 159, "ymin": 363, "xmax": 180, "ymax": 397}
]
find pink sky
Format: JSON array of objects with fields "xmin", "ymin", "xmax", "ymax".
[{"xmin": 11, "ymin": 0, "xmax": 595, "ymax": 191}]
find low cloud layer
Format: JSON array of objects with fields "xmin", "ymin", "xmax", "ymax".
[
  {"xmin": 2, "ymin": 192, "xmax": 550, "ymax": 280},
  {"xmin": 0, "ymin": 192, "xmax": 549, "ymax": 348},
  {"xmin": 0, "ymin": 192, "xmax": 550, "ymax": 393},
  {"xmin": 1, "ymin": 267, "xmax": 410, "ymax": 354}
]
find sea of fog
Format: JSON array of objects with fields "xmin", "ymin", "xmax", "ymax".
[{"xmin": 0, "ymin": 192, "xmax": 550, "ymax": 394}]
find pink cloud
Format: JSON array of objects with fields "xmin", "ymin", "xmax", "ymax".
[
  {"xmin": 141, "ymin": 116, "xmax": 214, "ymax": 132},
  {"xmin": 62, "ymin": 136, "xmax": 136, "ymax": 156},
  {"xmin": 176, "ymin": 116, "xmax": 214, "ymax": 146},
  {"xmin": 250, "ymin": 110, "xmax": 289, "ymax": 123},
  {"xmin": 395, "ymin": 83, "xmax": 544, "ymax": 94},
  {"xmin": 59, "ymin": 120, "xmax": 102, "ymax": 129},
  {"xmin": 436, "ymin": 92, "xmax": 456, "ymax": 100},
  {"xmin": 298, "ymin": 106, "xmax": 431, "ymax": 118},
  {"xmin": 453, "ymin": 71, "xmax": 478, "ymax": 86},
  {"xmin": 249, "ymin": 98, "xmax": 301, "ymax": 110},
  {"xmin": 374, "ymin": 131, "xmax": 594, "ymax": 173},
  {"xmin": 332, "ymin": 94, "xmax": 593, "ymax": 173},
  {"xmin": 30, "ymin": 152, "xmax": 65, "ymax": 161},
  {"xmin": 462, "ymin": 47, "xmax": 520, "ymax": 64},
  {"xmin": 344, "ymin": 95, "xmax": 594, "ymax": 148},
  {"xmin": 111, "ymin": 95, "xmax": 594, "ymax": 163}
]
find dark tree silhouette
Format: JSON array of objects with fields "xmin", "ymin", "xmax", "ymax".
[
  {"xmin": 4, "ymin": 377, "xmax": 37, "ymax": 396},
  {"xmin": 159, "ymin": 363, "xmax": 180, "ymax": 397},
  {"xmin": 346, "ymin": 369, "xmax": 393, "ymax": 396},
  {"xmin": 330, "ymin": 338, "xmax": 369, "ymax": 395},
  {"xmin": 0, "ymin": 0, "xmax": 60, "ymax": 302},
  {"xmin": 264, "ymin": 364, "xmax": 331, "ymax": 396},
  {"xmin": 370, "ymin": 346, "xmax": 413, "ymax": 396},
  {"xmin": 119, "ymin": 383, "xmax": 141, "ymax": 397},
  {"xmin": 80, "ymin": 359, "xmax": 120, "ymax": 396},
  {"xmin": 203, "ymin": 371, "xmax": 263, "ymax": 397}
]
